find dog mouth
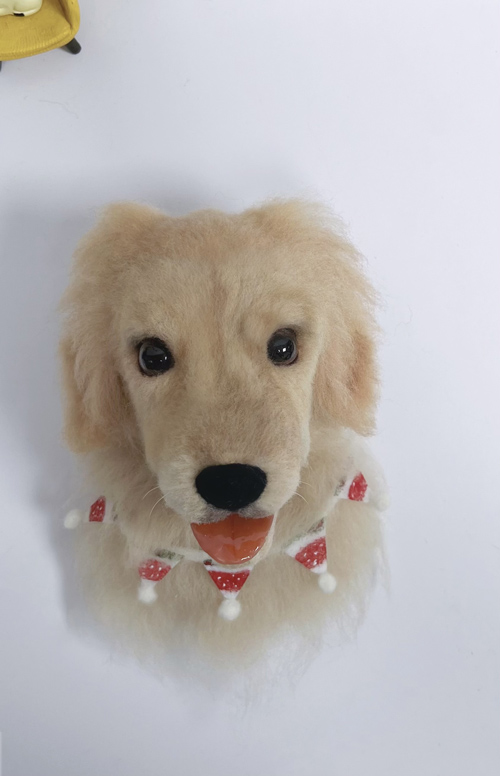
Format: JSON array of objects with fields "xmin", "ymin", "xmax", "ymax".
[{"xmin": 191, "ymin": 513, "xmax": 274, "ymax": 565}]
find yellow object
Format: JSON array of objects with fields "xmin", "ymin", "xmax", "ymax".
[{"xmin": 0, "ymin": 0, "xmax": 80, "ymax": 61}]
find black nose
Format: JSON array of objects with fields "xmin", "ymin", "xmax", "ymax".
[{"xmin": 195, "ymin": 464, "xmax": 267, "ymax": 511}]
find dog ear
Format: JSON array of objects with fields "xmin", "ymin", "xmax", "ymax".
[
  {"xmin": 59, "ymin": 336, "xmax": 127, "ymax": 453},
  {"xmin": 59, "ymin": 202, "xmax": 163, "ymax": 453},
  {"xmin": 248, "ymin": 199, "xmax": 380, "ymax": 435},
  {"xmin": 310, "ymin": 217, "xmax": 379, "ymax": 436},
  {"xmin": 314, "ymin": 327, "xmax": 378, "ymax": 435}
]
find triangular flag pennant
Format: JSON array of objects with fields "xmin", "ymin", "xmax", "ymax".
[
  {"xmin": 88, "ymin": 496, "xmax": 115, "ymax": 522},
  {"xmin": 285, "ymin": 519, "xmax": 337, "ymax": 593},
  {"xmin": 336, "ymin": 471, "xmax": 369, "ymax": 502},
  {"xmin": 203, "ymin": 561, "xmax": 252, "ymax": 621},
  {"xmin": 64, "ymin": 496, "xmax": 115, "ymax": 529},
  {"xmin": 137, "ymin": 552, "xmax": 182, "ymax": 604}
]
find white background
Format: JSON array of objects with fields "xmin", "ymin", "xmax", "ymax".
[{"xmin": 1, "ymin": 1, "xmax": 499, "ymax": 774}]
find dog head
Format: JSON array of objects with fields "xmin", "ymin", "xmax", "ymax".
[{"xmin": 60, "ymin": 201, "xmax": 378, "ymax": 527}]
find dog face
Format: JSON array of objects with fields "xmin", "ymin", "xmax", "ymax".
[{"xmin": 61, "ymin": 201, "xmax": 378, "ymax": 526}]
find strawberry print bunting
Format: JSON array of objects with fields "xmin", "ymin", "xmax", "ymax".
[
  {"xmin": 294, "ymin": 535, "xmax": 327, "ymax": 572},
  {"xmin": 138, "ymin": 559, "xmax": 172, "ymax": 582},
  {"xmin": 337, "ymin": 471, "xmax": 370, "ymax": 503},
  {"xmin": 203, "ymin": 561, "xmax": 253, "ymax": 621},
  {"xmin": 89, "ymin": 497, "xmax": 106, "ymax": 522},
  {"xmin": 204, "ymin": 564, "xmax": 251, "ymax": 594},
  {"xmin": 137, "ymin": 553, "xmax": 182, "ymax": 604},
  {"xmin": 65, "ymin": 468, "xmax": 374, "ymax": 619},
  {"xmin": 348, "ymin": 473, "xmax": 368, "ymax": 502},
  {"xmin": 285, "ymin": 519, "xmax": 337, "ymax": 593}
]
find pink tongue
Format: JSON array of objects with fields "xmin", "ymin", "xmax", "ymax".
[{"xmin": 191, "ymin": 513, "xmax": 274, "ymax": 565}]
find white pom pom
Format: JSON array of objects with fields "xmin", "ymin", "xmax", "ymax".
[
  {"xmin": 218, "ymin": 598, "xmax": 241, "ymax": 621},
  {"xmin": 318, "ymin": 572, "xmax": 337, "ymax": 593},
  {"xmin": 138, "ymin": 580, "xmax": 158, "ymax": 604},
  {"xmin": 64, "ymin": 509, "xmax": 84, "ymax": 529}
]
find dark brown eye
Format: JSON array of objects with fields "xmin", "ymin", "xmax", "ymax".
[
  {"xmin": 267, "ymin": 329, "xmax": 298, "ymax": 366},
  {"xmin": 138, "ymin": 338, "xmax": 174, "ymax": 376}
]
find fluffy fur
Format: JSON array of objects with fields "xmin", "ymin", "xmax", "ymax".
[{"xmin": 60, "ymin": 200, "xmax": 384, "ymax": 667}]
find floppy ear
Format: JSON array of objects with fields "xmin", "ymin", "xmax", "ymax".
[
  {"xmin": 314, "ymin": 327, "xmax": 378, "ymax": 435},
  {"xmin": 310, "ymin": 217, "xmax": 379, "ymax": 436},
  {"xmin": 59, "ymin": 202, "xmax": 163, "ymax": 453},
  {"xmin": 248, "ymin": 198, "xmax": 380, "ymax": 435},
  {"xmin": 59, "ymin": 336, "xmax": 128, "ymax": 453}
]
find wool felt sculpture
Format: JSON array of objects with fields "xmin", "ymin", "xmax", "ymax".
[{"xmin": 60, "ymin": 200, "xmax": 387, "ymax": 663}]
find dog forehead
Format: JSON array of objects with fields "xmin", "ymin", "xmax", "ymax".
[
  {"xmin": 121, "ymin": 238, "xmax": 313, "ymax": 317},
  {"xmin": 114, "ymin": 211, "xmax": 327, "ymax": 345}
]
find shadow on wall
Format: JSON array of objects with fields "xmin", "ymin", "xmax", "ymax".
[{"xmin": 0, "ymin": 181, "xmax": 210, "ymax": 644}]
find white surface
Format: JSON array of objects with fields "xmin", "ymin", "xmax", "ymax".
[{"xmin": 1, "ymin": 2, "xmax": 499, "ymax": 775}]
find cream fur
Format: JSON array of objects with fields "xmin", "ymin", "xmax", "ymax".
[{"xmin": 60, "ymin": 200, "xmax": 385, "ymax": 667}]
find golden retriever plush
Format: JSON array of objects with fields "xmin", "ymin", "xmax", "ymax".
[{"xmin": 60, "ymin": 200, "xmax": 386, "ymax": 667}]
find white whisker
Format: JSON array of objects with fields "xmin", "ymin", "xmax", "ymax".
[
  {"xmin": 148, "ymin": 494, "xmax": 166, "ymax": 520},
  {"xmin": 142, "ymin": 485, "xmax": 161, "ymax": 502}
]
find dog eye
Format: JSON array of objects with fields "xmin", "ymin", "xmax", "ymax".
[
  {"xmin": 138, "ymin": 338, "xmax": 174, "ymax": 376},
  {"xmin": 267, "ymin": 329, "xmax": 298, "ymax": 366}
]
